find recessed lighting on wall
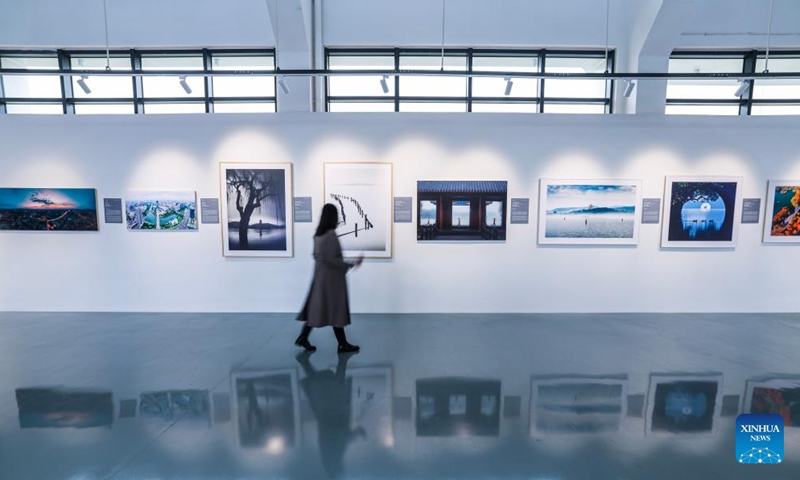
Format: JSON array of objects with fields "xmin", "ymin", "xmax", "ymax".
[{"xmin": 380, "ymin": 75, "xmax": 389, "ymax": 94}]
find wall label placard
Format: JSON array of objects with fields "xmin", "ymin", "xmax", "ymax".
[
  {"xmin": 103, "ymin": 198, "xmax": 123, "ymax": 224},
  {"xmin": 394, "ymin": 197, "xmax": 413, "ymax": 223},
  {"xmin": 200, "ymin": 198, "xmax": 220, "ymax": 224},
  {"xmin": 641, "ymin": 198, "xmax": 661, "ymax": 224},
  {"xmin": 510, "ymin": 198, "xmax": 530, "ymax": 224},
  {"xmin": 294, "ymin": 197, "xmax": 313, "ymax": 223},
  {"xmin": 741, "ymin": 198, "xmax": 761, "ymax": 224}
]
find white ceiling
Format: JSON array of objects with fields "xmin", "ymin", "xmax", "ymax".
[{"xmin": 0, "ymin": 0, "xmax": 797, "ymax": 65}]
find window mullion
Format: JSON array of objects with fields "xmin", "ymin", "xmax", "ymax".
[
  {"xmin": 132, "ymin": 51, "xmax": 144, "ymax": 114},
  {"xmin": 59, "ymin": 50, "xmax": 74, "ymax": 114}
]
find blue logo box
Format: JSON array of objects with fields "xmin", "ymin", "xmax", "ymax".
[{"xmin": 736, "ymin": 414, "xmax": 784, "ymax": 464}]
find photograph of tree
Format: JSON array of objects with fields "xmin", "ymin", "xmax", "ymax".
[
  {"xmin": 662, "ymin": 177, "xmax": 743, "ymax": 248},
  {"xmin": 0, "ymin": 188, "xmax": 98, "ymax": 231},
  {"xmin": 324, "ymin": 163, "xmax": 393, "ymax": 258},
  {"xmin": 763, "ymin": 181, "xmax": 800, "ymax": 243},
  {"xmin": 125, "ymin": 191, "xmax": 197, "ymax": 231},
  {"xmin": 744, "ymin": 378, "xmax": 800, "ymax": 427},
  {"xmin": 417, "ymin": 181, "xmax": 507, "ymax": 241},
  {"xmin": 645, "ymin": 374, "xmax": 723, "ymax": 435},
  {"xmin": 529, "ymin": 376, "xmax": 628, "ymax": 435},
  {"xmin": 538, "ymin": 180, "xmax": 641, "ymax": 245},
  {"xmin": 231, "ymin": 369, "xmax": 300, "ymax": 449},
  {"xmin": 220, "ymin": 163, "xmax": 293, "ymax": 257}
]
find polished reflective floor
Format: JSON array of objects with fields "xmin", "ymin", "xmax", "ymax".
[{"xmin": 1, "ymin": 313, "xmax": 799, "ymax": 479}]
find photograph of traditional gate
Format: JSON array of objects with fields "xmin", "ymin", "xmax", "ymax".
[{"xmin": 417, "ymin": 181, "xmax": 507, "ymax": 241}]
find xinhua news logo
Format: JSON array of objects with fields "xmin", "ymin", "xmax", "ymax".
[{"xmin": 736, "ymin": 414, "xmax": 784, "ymax": 465}]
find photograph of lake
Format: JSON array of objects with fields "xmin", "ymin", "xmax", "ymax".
[{"xmin": 539, "ymin": 181, "xmax": 640, "ymax": 245}]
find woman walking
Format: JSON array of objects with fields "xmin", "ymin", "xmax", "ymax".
[{"xmin": 296, "ymin": 203, "xmax": 363, "ymax": 353}]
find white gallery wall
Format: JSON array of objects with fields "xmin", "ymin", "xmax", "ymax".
[{"xmin": 1, "ymin": 113, "xmax": 799, "ymax": 313}]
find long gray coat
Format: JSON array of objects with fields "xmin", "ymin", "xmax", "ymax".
[{"xmin": 297, "ymin": 230, "xmax": 353, "ymax": 328}]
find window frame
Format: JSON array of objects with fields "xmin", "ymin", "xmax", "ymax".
[
  {"xmin": 325, "ymin": 48, "xmax": 615, "ymax": 113},
  {"xmin": 667, "ymin": 49, "xmax": 800, "ymax": 116},
  {"xmin": 0, "ymin": 48, "xmax": 277, "ymax": 115}
]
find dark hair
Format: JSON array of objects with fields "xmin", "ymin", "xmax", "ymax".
[{"xmin": 315, "ymin": 203, "xmax": 339, "ymax": 237}]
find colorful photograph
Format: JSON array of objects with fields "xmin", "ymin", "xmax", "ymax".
[
  {"xmin": 220, "ymin": 163, "xmax": 293, "ymax": 257},
  {"xmin": 15, "ymin": 388, "xmax": 113, "ymax": 429},
  {"xmin": 417, "ymin": 181, "xmax": 507, "ymax": 241},
  {"xmin": 662, "ymin": 177, "xmax": 743, "ymax": 248},
  {"xmin": 0, "ymin": 188, "xmax": 98, "ymax": 231},
  {"xmin": 538, "ymin": 180, "xmax": 641, "ymax": 245},
  {"xmin": 763, "ymin": 181, "xmax": 800, "ymax": 243},
  {"xmin": 325, "ymin": 163, "xmax": 393, "ymax": 258},
  {"xmin": 139, "ymin": 390, "xmax": 210, "ymax": 424},
  {"xmin": 125, "ymin": 191, "xmax": 197, "ymax": 231},
  {"xmin": 529, "ymin": 376, "xmax": 628, "ymax": 435},
  {"xmin": 744, "ymin": 378, "xmax": 800, "ymax": 427},
  {"xmin": 646, "ymin": 374, "xmax": 723, "ymax": 434}
]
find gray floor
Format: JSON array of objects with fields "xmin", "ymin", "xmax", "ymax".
[{"xmin": 0, "ymin": 313, "xmax": 798, "ymax": 480}]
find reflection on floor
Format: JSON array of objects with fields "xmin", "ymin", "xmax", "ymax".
[{"xmin": 0, "ymin": 312, "xmax": 798, "ymax": 479}]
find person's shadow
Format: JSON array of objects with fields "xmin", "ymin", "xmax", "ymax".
[{"xmin": 296, "ymin": 351, "xmax": 365, "ymax": 480}]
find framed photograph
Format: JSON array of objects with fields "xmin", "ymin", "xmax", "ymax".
[
  {"xmin": 743, "ymin": 377, "xmax": 800, "ymax": 427},
  {"xmin": 529, "ymin": 375, "xmax": 628, "ymax": 435},
  {"xmin": 416, "ymin": 378, "xmax": 501, "ymax": 437},
  {"xmin": 220, "ymin": 162, "xmax": 293, "ymax": 257},
  {"xmin": 538, "ymin": 180, "xmax": 642, "ymax": 245},
  {"xmin": 125, "ymin": 191, "xmax": 197, "ymax": 231},
  {"xmin": 0, "ymin": 188, "xmax": 98, "ymax": 231},
  {"xmin": 661, "ymin": 176, "xmax": 743, "ymax": 248},
  {"xmin": 139, "ymin": 390, "xmax": 210, "ymax": 426},
  {"xmin": 645, "ymin": 373, "xmax": 723, "ymax": 435},
  {"xmin": 349, "ymin": 367, "xmax": 394, "ymax": 447},
  {"xmin": 763, "ymin": 181, "xmax": 800, "ymax": 243},
  {"xmin": 324, "ymin": 163, "xmax": 393, "ymax": 258},
  {"xmin": 231, "ymin": 369, "xmax": 300, "ymax": 449},
  {"xmin": 15, "ymin": 387, "xmax": 113, "ymax": 429},
  {"xmin": 417, "ymin": 181, "xmax": 507, "ymax": 241}
]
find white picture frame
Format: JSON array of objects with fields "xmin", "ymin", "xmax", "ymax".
[
  {"xmin": 230, "ymin": 368, "xmax": 301, "ymax": 449},
  {"xmin": 537, "ymin": 179, "xmax": 642, "ymax": 245},
  {"xmin": 324, "ymin": 162, "xmax": 393, "ymax": 259},
  {"xmin": 529, "ymin": 375, "xmax": 628, "ymax": 436},
  {"xmin": 762, "ymin": 180, "xmax": 800, "ymax": 243},
  {"xmin": 645, "ymin": 373, "xmax": 723, "ymax": 435},
  {"xmin": 661, "ymin": 176, "xmax": 743, "ymax": 248}
]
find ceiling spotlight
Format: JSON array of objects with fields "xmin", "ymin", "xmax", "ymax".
[
  {"xmin": 623, "ymin": 79, "xmax": 636, "ymax": 98},
  {"xmin": 734, "ymin": 79, "xmax": 750, "ymax": 98},
  {"xmin": 504, "ymin": 77, "xmax": 513, "ymax": 96},
  {"xmin": 76, "ymin": 76, "xmax": 92, "ymax": 95},
  {"xmin": 278, "ymin": 76, "xmax": 290, "ymax": 94},
  {"xmin": 179, "ymin": 76, "xmax": 192, "ymax": 95},
  {"xmin": 380, "ymin": 75, "xmax": 389, "ymax": 94}
]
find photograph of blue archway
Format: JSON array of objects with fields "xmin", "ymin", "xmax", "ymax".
[
  {"xmin": 417, "ymin": 181, "xmax": 507, "ymax": 241},
  {"xmin": 220, "ymin": 163, "xmax": 293, "ymax": 257},
  {"xmin": 0, "ymin": 188, "xmax": 98, "ymax": 231},
  {"xmin": 661, "ymin": 176, "xmax": 743, "ymax": 248}
]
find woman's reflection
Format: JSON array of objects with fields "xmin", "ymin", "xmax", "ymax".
[{"xmin": 296, "ymin": 351, "xmax": 365, "ymax": 479}]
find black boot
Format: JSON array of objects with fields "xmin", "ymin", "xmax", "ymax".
[
  {"xmin": 333, "ymin": 327, "xmax": 359, "ymax": 353},
  {"xmin": 295, "ymin": 325, "xmax": 316, "ymax": 352}
]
